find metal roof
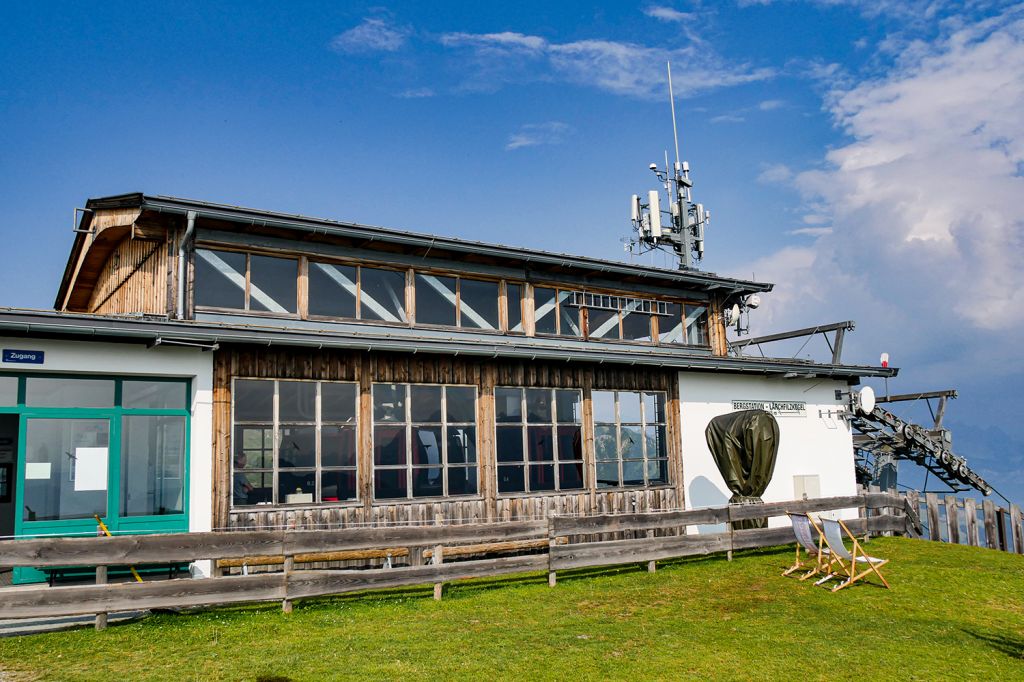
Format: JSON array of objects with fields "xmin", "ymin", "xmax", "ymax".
[
  {"xmin": 0, "ymin": 308, "xmax": 898, "ymax": 380},
  {"xmin": 56, "ymin": 192, "xmax": 773, "ymax": 308}
]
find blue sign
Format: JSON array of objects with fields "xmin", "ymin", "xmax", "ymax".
[{"xmin": 2, "ymin": 349, "xmax": 44, "ymax": 365}]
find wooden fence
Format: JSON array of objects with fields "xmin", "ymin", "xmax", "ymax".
[
  {"xmin": 0, "ymin": 492, "xmax": 912, "ymax": 629},
  {"xmin": 900, "ymin": 490, "xmax": 1023, "ymax": 554}
]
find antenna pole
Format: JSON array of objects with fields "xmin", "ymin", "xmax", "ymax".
[{"xmin": 667, "ymin": 62, "xmax": 680, "ymax": 169}]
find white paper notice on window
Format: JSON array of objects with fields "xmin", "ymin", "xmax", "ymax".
[
  {"xmin": 25, "ymin": 462, "xmax": 52, "ymax": 479},
  {"xmin": 74, "ymin": 447, "xmax": 108, "ymax": 491}
]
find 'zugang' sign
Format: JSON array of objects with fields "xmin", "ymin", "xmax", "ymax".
[
  {"xmin": 2, "ymin": 349, "xmax": 45, "ymax": 365},
  {"xmin": 732, "ymin": 399, "xmax": 806, "ymax": 416}
]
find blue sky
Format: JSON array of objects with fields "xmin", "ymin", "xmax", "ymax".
[{"xmin": 2, "ymin": 1, "xmax": 1022, "ymax": 501}]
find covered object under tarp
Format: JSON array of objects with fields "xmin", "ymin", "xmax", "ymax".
[{"xmin": 704, "ymin": 410, "xmax": 780, "ymax": 529}]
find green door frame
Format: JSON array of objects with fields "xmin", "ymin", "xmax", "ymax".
[{"xmin": 2, "ymin": 373, "xmax": 192, "ymax": 583}]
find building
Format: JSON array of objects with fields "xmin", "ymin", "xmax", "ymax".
[{"xmin": 0, "ymin": 193, "xmax": 895, "ymax": 580}]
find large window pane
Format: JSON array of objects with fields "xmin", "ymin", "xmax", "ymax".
[
  {"xmin": 278, "ymin": 381, "xmax": 316, "ymax": 422},
  {"xmin": 412, "ymin": 426, "xmax": 443, "ymax": 465},
  {"xmin": 234, "ymin": 380, "xmax": 274, "ymax": 422},
  {"xmin": 460, "ymin": 279, "xmax": 499, "ymax": 330},
  {"xmin": 526, "ymin": 426, "xmax": 554, "ymax": 462},
  {"xmin": 448, "ymin": 466, "xmax": 477, "ymax": 495},
  {"xmin": 555, "ymin": 390, "xmax": 581, "ymax": 424},
  {"xmin": 374, "ymin": 469, "xmax": 407, "ymax": 499},
  {"xmin": 559, "ymin": 462, "xmax": 585, "ymax": 490},
  {"xmin": 592, "ymin": 391, "xmax": 616, "ymax": 423},
  {"xmin": 374, "ymin": 384, "xmax": 406, "ymax": 422},
  {"xmin": 309, "ymin": 262, "xmax": 358, "ymax": 318},
  {"xmin": 322, "ymin": 383, "xmax": 356, "ymax": 423},
  {"xmin": 594, "ymin": 426, "xmax": 618, "ymax": 461},
  {"xmin": 587, "ymin": 307, "xmax": 619, "ymax": 340},
  {"xmin": 525, "ymin": 388, "xmax": 551, "ymax": 423},
  {"xmin": 534, "ymin": 287, "xmax": 557, "ymax": 335},
  {"xmin": 446, "ymin": 386, "xmax": 476, "ymax": 423},
  {"xmin": 374, "ymin": 426, "xmax": 406, "ymax": 466},
  {"xmin": 249, "ymin": 255, "xmax": 297, "ymax": 314},
  {"xmin": 529, "ymin": 464, "xmax": 556, "ymax": 491},
  {"xmin": 416, "ymin": 273, "xmax": 457, "ymax": 326},
  {"xmin": 622, "ymin": 303, "xmax": 652, "ymax": 342},
  {"xmin": 361, "ymin": 267, "xmax": 407, "ymax": 323},
  {"xmin": 660, "ymin": 303, "xmax": 684, "ymax": 344},
  {"xmin": 558, "ymin": 291, "xmax": 582, "ymax": 337},
  {"xmin": 413, "ymin": 467, "xmax": 443, "ymax": 497},
  {"xmin": 122, "ymin": 380, "xmax": 187, "ymax": 410},
  {"xmin": 495, "ymin": 388, "xmax": 522, "ymax": 423},
  {"xmin": 684, "ymin": 304, "xmax": 709, "ymax": 346},
  {"xmin": 25, "ymin": 377, "xmax": 115, "ymax": 408},
  {"xmin": 448, "ymin": 426, "xmax": 476, "ymax": 463},
  {"xmin": 279, "ymin": 470, "xmax": 315, "ymax": 503},
  {"xmin": 592, "ymin": 390, "xmax": 670, "ymax": 489},
  {"xmin": 497, "ymin": 465, "xmax": 525, "ymax": 493},
  {"xmin": 411, "ymin": 385, "xmax": 443, "ymax": 423},
  {"xmin": 507, "ymin": 283, "xmax": 523, "ymax": 333},
  {"xmin": 121, "ymin": 415, "xmax": 186, "ymax": 517},
  {"xmin": 556, "ymin": 426, "xmax": 582, "ymax": 461},
  {"xmin": 320, "ymin": 470, "xmax": 356, "ymax": 502},
  {"xmin": 235, "ymin": 425, "xmax": 274, "ymax": 469},
  {"xmin": 195, "ymin": 249, "xmax": 246, "ymax": 309},
  {"xmin": 496, "ymin": 425, "xmax": 524, "ymax": 462},
  {"xmin": 23, "ymin": 418, "xmax": 109, "ymax": 522},
  {"xmin": 0, "ymin": 376, "xmax": 16, "ymax": 405},
  {"xmin": 278, "ymin": 425, "xmax": 316, "ymax": 468},
  {"xmin": 620, "ymin": 392, "xmax": 642, "ymax": 423},
  {"xmin": 322, "ymin": 426, "xmax": 356, "ymax": 467}
]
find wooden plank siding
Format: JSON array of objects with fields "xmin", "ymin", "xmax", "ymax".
[
  {"xmin": 86, "ymin": 232, "xmax": 169, "ymax": 315},
  {"xmin": 213, "ymin": 346, "xmax": 685, "ymax": 532}
]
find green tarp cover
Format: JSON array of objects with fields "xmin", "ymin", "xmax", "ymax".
[{"xmin": 704, "ymin": 410, "xmax": 780, "ymax": 529}]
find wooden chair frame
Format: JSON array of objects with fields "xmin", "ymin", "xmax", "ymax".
[
  {"xmin": 817, "ymin": 518, "xmax": 890, "ymax": 592},
  {"xmin": 783, "ymin": 512, "xmax": 835, "ymax": 581}
]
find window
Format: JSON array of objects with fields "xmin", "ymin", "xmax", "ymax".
[
  {"xmin": 594, "ymin": 391, "xmax": 668, "ymax": 488},
  {"xmin": 194, "ymin": 249, "xmax": 298, "ymax": 314},
  {"xmin": 373, "ymin": 384, "xmax": 478, "ymax": 499},
  {"xmin": 232, "ymin": 379, "xmax": 357, "ymax": 506},
  {"xmin": 684, "ymin": 304, "xmax": 709, "ymax": 346},
  {"xmin": 533, "ymin": 287, "xmax": 583, "ymax": 337},
  {"xmin": 308, "ymin": 262, "xmax": 358, "ymax": 319},
  {"xmin": 534, "ymin": 287, "xmax": 558, "ymax": 335},
  {"xmin": 495, "ymin": 387, "xmax": 583, "ymax": 494},
  {"xmin": 506, "ymin": 283, "xmax": 524, "ymax": 333},
  {"xmin": 360, "ymin": 267, "xmax": 408, "ymax": 323},
  {"xmin": 415, "ymin": 274, "xmax": 457, "ymax": 326},
  {"xmin": 413, "ymin": 273, "xmax": 500, "ymax": 331},
  {"xmin": 121, "ymin": 415, "xmax": 186, "ymax": 516},
  {"xmin": 0, "ymin": 376, "xmax": 16, "ymax": 405},
  {"xmin": 659, "ymin": 303, "xmax": 685, "ymax": 344},
  {"xmin": 459, "ymin": 279, "xmax": 499, "ymax": 330},
  {"xmin": 25, "ymin": 378, "xmax": 115, "ymax": 407},
  {"xmin": 620, "ymin": 301, "xmax": 653, "ymax": 342}
]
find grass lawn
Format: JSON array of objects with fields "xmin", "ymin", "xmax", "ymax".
[{"xmin": 0, "ymin": 537, "xmax": 1021, "ymax": 681}]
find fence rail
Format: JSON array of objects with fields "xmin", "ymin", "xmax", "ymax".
[
  {"xmin": 0, "ymin": 490, "xmax": 986, "ymax": 629},
  {"xmin": 901, "ymin": 490, "xmax": 1023, "ymax": 554}
]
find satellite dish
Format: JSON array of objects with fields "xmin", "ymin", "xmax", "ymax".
[
  {"xmin": 724, "ymin": 303, "xmax": 741, "ymax": 325},
  {"xmin": 857, "ymin": 386, "xmax": 875, "ymax": 415}
]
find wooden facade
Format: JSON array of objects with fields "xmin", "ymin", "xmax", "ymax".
[{"xmin": 213, "ymin": 346, "xmax": 683, "ymax": 531}]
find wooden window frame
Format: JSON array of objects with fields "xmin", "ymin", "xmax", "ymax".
[
  {"xmin": 592, "ymin": 389, "xmax": 670, "ymax": 490},
  {"xmin": 193, "ymin": 248, "xmax": 300, "ymax": 319}
]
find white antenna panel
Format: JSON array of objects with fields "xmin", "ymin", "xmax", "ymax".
[
  {"xmin": 630, "ymin": 195, "xmax": 641, "ymax": 223},
  {"xmin": 648, "ymin": 190, "xmax": 663, "ymax": 238}
]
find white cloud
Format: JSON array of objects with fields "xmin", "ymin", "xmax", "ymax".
[
  {"xmin": 787, "ymin": 226, "xmax": 833, "ymax": 236},
  {"xmin": 735, "ymin": 8, "xmax": 1024, "ymax": 381},
  {"xmin": 643, "ymin": 6, "xmax": 696, "ymax": 23},
  {"xmin": 505, "ymin": 122, "xmax": 572, "ymax": 151},
  {"xmin": 439, "ymin": 31, "xmax": 774, "ymax": 99},
  {"xmin": 710, "ymin": 113, "xmax": 746, "ymax": 123},
  {"xmin": 330, "ymin": 18, "xmax": 411, "ymax": 54},
  {"xmin": 757, "ymin": 163, "xmax": 793, "ymax": 183},
  {"xmin": 758, "ymin": 98, "xmax": 785, "ymax": 110},
  {"xmin": 396, "ymin": 87, "xmax": 435, "ymax": 99}
]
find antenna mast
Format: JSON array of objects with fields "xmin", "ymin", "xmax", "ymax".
[{"xmin": 625, "ymin": 61, "xmax": 710, "ymax": 271}]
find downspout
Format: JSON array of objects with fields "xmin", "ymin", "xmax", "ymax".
[{"xmin": 176, "ymin": 211, "xmax": 197, "ymax": 319}]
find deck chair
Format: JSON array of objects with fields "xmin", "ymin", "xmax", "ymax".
[
  {"xmin": 817, "ymin": 518, "xmax": 890, "ymax": 592},
  {"xmin": 783, "ymin": 512, "xmax": 833, "ymax": 581}
]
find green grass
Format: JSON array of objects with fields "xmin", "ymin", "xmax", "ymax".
[{"xmin": 1, "ymin": 537, "xmax": 1022, "ymax": 681}]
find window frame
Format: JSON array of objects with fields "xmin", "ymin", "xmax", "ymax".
[
  {"xmin": 494, "ymin": 387, "xmax": 584, "ymax": 496},
  {"xmin": 193, "ymin": 248, "xmax": 300, "ymax": 317},
  {"xmin": 371, "ymin": 383, "xmax": 480, "ymax": 501},
  {"xmin": 411, "ymin": 270, "xmax": 503, "ymax": 334},
  {"xmin": 231, "ymin": 378, "xmax": 359, "ymax": 508},
  {"xmin": 593, "ymin": 390, "xmax": 670, "ymax": 489}
]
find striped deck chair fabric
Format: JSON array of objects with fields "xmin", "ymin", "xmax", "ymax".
[
  {"xmin": 818, "ymin": 518, "xmax": 890, "ymax": 592},
  {"xmin": 783, "ymin": 512, "xmax": 832, "ymax": 581}
]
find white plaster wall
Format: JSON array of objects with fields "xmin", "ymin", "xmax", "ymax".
[
  {"xmin": 679, "ymin": 372, "xmax": 858, "ymax": 530},
  {"xmin": 0, "ymin": 336, "xmax": 214, "ymax": 535}
]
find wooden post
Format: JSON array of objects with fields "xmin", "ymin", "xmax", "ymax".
[
  {"xmin": 925, "ymin": 493, "xmax": 941, "ymax": 542},
  {"xmin": 646, "ymin": 529, "xmax": 656, "ymax": 573},
  {"xmin": 410, "ymin": 546, "xmax": 424, "ymax": 567},
  {"xmin": 547, "ymin": 510, "xmax": 557, "ymax": 587},
  {"xmin": 945, "ymin": 495, "xmax": 961, "ymax": 545},
  {"xmin": 964, "ymin": 498, "xmax": 979, "ymax": 547},
  {"xmin": 1010, "ymin": 504, "xmax": 1023, "ymax": 555},
  {"xmin": 282, "ymin": 555, "xmax": 294, "ymax": 613},
  {"xmin": 94, "ymin": 565, "xmax": 108, "ymax": 631},
  {"xmin": 982, "ymin": 500, "xmax": 998, "ymax": 550},
  {"xmin": 904, "ymin": 490, "xmax": 921, "ymax": 538},
  {"xmin": 433, "ymin": 513, "xmax": 444, "ymax": 600},
  {"xmin": 996, "ymin": 508, "xmax": 1008, "ymax": 552}
]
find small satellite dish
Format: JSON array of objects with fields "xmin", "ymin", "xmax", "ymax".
[
  {"xmin": 745, "ymin": 294, "xmax": 761, "ymax": 309},
  {"xmin": 857, "ymin": 386, "xmax": 875, "ymax": 415},
  {"xmin": 724, "ymin": 303, "xmax": 741, "ymax": 325}
]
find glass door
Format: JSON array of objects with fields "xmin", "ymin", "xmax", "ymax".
[{"xmin": 20, "ymin": 417, "xmax": 113, "ymax": 532}]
